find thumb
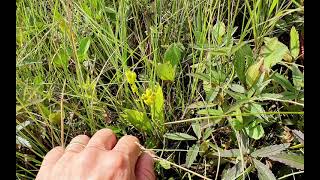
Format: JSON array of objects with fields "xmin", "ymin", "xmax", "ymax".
[{"xmin": 135, "ymin": 152, "xmax": 156, "ymax": 180}]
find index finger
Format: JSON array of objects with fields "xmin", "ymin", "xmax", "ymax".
[{"xmin": 113, "ymin": 135, "xmax": 141, "ymax": 167}]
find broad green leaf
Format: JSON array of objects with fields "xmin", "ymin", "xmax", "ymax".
[
  {"xmin": 272, "ymin": 73, "xmax": 295, "ymax": 92},
  {"xmin": 191, "ymin": 121, "xmax": 201, "ymax": 139},
  {"xmin": 290, "ymin": 26, "xmax": 300, "ymax": 59},
  {"xmin": 253, "ymin": 158, "xmax": 276, "ymax": 180},
  {"xmin": 213, "ymin": 149, "xmax": 240, "ymax": 157},
  {"xmin": 246, "ymin": 58, "xmax": 263, "ymax": 88},
  {"xmin": 230, "ymin": 84, "xmax": 246, "ymax": 94},
  {"xmin": 78, "ymin": 37, "xmax": 91, "ymax": 62},
  {"xmin": 251, "ymin": 143, "xmax": 290, "ymax": 157},
  {"xmin": 292, "ymin": 130, "xmax": 304, "ymax": 145},
  {"xmin": 261, "ymin": 37, "xmax": 291, "ymax": 69},
  {"xmin": 164, "ymin": 43, "xmax": 183, "ymax": 66},
  {"xmin": 186, "ymin": 144, "xmax": 200, "ymax": 168},
  {"xmin": 291, "ymin": 64, "xmax": 304, "ymax": 90},
  {"xmin": 164, "ymin": 133, "xmax": 197, "ymax": 141},
  {"xmin": 269, "ymin": 152, "xmax": 304, "ymax": 170},
  {"xmin": 230, "ymin": 118, "xmax": 244, "ymax": 130},
  {"xmin": 245, "ymin": 120, "xmax": 264, "ymax": 140},
  {"xmin": 234, "ymin": 43, "xmax": 254, "ymax": 84},
  {"xmin": 157, "ymin": 62, "xmax": 175, "ymax": 81},
  {"xmin": 121, "ymin": 109, "xmax": 152, "ymax": 134},
  {"xmin": 53, "ymin": 49, "xmax": 69, "ymax": 68},
  {"xmin": 152, "ymin": 84, "xmax": 164, "ymax": 126},
  {"xmin": 258, "ymin": 93, "xmax": 284, "ymax": 99},
  {"xmin": 49, "ymin": 111, "xmax": 65, "ymax": 125},
  {"xmin": 222, "ymin": 162, "xmax": 243, "ymax": 180},
  {"xmin": 159, "ymin": 159, "xmax": 171, "ymax": 169}
]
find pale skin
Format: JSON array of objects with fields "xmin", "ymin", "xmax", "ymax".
[{"xmin": 36, "ymin": 128, "xmax": 156, "ymax": 180}]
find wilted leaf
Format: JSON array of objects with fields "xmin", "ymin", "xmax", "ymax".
[
  {"xmin": 157, "ymin": 62, "xmax": 175, "ymax": 81},
  {"xmin": 245, "ymin": 120, "xmax": 264, "ymax": 140},
  {"xmin": 261, "ymin": 37, "xmax": 291, "ymax": 69},
  {"xmin": 16, "ymin": 136, "xmax": 32, "ymax": 149},
  {"xmin": 191, "ymin": 121, "xmax": 201, "ymax": 139},
  {"xmin": 16, "ymin": 121, "xmax": 31, "ymax": 132},
  {"xmin": 246, "ymin": 58, "xmax": 263, "ymax": 88},
  {"xmin": 213, "ymin": 149, "xmax": 240, "ymax": 157},
  {"xmin": 292, "ymin": 130, "xmax": 304, "ymax": 145},
  {"xmin": 212, "ymin": 21, "xmax": 226, "ymax": 38},
  {"xmin": 234, "ymin": 43, "xmax": 254, "ymax": 84},
  {"xmin": 253, "ymin": 158, "xmax": 276, "ymax": 180},
  {"xmin": 290, "ymin": 26, "xmax": 300, "ymax": 59},
  {"xmin": 164, "ymin": 43, "xmax": 183, "ymax": 66},
  {"xmin": 269, "ymin": 152, "xmax": 304, "ymax": 170},
  {"xmin": 164, "ymin": 133, "xmax": 197, "ymax": 141},
  {"xmin": 251, "ymin": 143, "xmax": 290, "ymax": 157},
  {"xmin": 186, "ymin": 144, "xmax": 200, "ymax": 168}
]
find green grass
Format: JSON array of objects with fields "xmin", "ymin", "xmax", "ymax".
[{"xmin": 16, "ymin": 0, "xmax": 304, "ymax": 179}]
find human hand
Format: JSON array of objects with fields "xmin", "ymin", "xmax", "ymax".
[{"xmin": 36, "ymin": 128, "xmax": 155, "ymax": 180}]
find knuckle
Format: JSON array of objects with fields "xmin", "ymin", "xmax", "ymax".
[{"xmin": 112, "ymin": 153, "xmax": 129, "ymax": 170}]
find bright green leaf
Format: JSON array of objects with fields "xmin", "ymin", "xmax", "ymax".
[
  {"xmin": 291, "ymin": 64, "xmax": 304, "ymax": 90},
  {"xmin": 164, "ymin": 43, "xmax": 183, "ymax": 66},
  {"xmin": 290, "ymin": 26, "xmax": 300, "ymax": 59},
  {"xmin": 53, "ymin": 49, "xmax": 69, "ymax": 68},
  {"xmin": 157, "ymin": 62, "xmax": 175, "ymax": 81},
  {"xmin": 121, "ymin": 109, "xmax": 152, "ymax": 134},
  {"xmin": 78, "ymin": 37, "xmax": 91, "ymax": 62},
  {"xmin": 234, "ymin": 43, "xmax": 254, "ymax": 84},
  {"xmin": 245, "ymin": 120, "xmax": 264, "ymax": 140}
]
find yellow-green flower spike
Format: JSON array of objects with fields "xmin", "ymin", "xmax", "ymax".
[
  {"xmin": 125, "ymin": 70, "xmax": 137, "ymax": 84},
  {"xmin": 142, "ymin": 88, "xmax": 155, "ymax": 106}
]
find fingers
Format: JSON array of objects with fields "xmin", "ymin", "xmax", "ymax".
[
  {"xmin": 36, "ymin": 146, "xmax": 64, "ymax": 180},
  {"xmin": 135, "ymin": 152, "xmax": 156, "ymax": 180},
  {"xmin": 65, "ymin": 135, "xmax": 90, "ymax": 153},
  {"xmin": 86, "ymin": 128, "xmax": 117, "ymax": 151},
  {"xmin": 113, "ymin": 135, "xmax": 141, "ymax": 167}
]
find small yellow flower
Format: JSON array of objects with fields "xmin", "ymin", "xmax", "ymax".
[
  {"xmin": 125, "ymin": 70, "xmax": 137, "ymax": 84},
  {"xmin": 142, "ymin": 88, "xmax": 155, "ymax": 106},
  {"xmin": 131, "ymin": 84, "xmax": 138, "ymax": 93}
]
